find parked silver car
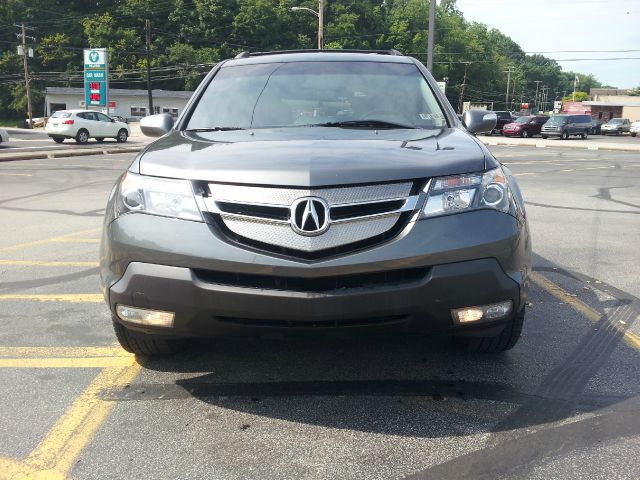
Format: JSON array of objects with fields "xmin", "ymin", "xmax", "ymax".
[{"xmin": 601, "ymin": 118, "xmax": 631, "ymax": 135}]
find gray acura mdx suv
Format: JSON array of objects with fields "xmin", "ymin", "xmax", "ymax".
[{"xmin": 100, "ymin": 50, "xmax": 531, "ymax": 355}]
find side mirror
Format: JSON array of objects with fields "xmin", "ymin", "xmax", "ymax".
[
  {"xmin": 462, "ymin": 110, "xmax": 497, "ymax": 134},
  {"xmin": 140, "ymin": 113, "xmax": 174, "ymax": 137}
]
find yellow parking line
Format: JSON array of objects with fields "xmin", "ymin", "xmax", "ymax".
[
  {"xmin": 50, "ymin": 238, "xmax": 100, "ymax": 244},
  {"xmin": 0, "ymin": 357, "xmax": 134, "ymax": 368},
  {"xmin": 0, "ymin": 455, "xmax": 43, "ymax": 479},
  {"xmin": 531, "ymin": 271, "xmax": 640, "ymax": 351},
  {"xmin": 0, "ymin": 346, "xmax": 130, "ymax": 358},
  {"xmin": 0, "ymin": 228, "xmax": 101, "ymax": 253},
  {"xmin": 0, "ymin": 294, "xmax": 103, "ymax": 303},
  {"xmin": 0, "ymin": 260, "xmax": 99, "ymax": 267},
  {"xmin": 25, "ymin": 362, "xmax": 141, "ymax": 477}
]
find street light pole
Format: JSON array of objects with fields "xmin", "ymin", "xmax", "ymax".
[
  {"xmin": 318, "ymin": 0, "xmax": 324, "ymax": 50},
  {"xmin": 292, "ymin": 2, "xmax": 323, "ymax": 49},
  {"xmin": 427, "ymin": 0, "xmax": 436, "ymax": 72}
]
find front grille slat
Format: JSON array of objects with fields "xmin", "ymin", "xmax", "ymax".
[
  {"xmin": 215, "ymin": 314, "xmax": 409, "ymax": 328},
  {"xmin": 193, "ymin": 267, "xmax": 428, "ymax": 292}
]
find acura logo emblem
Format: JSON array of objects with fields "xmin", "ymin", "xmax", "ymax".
[{"xmin": 290, "ymin": 197, "xmax": 329, "ymax": 236}]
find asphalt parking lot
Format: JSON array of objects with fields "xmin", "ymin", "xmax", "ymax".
[{"xmin": 0, "ymin": 147, "xmax": 639, "ymax": 479}]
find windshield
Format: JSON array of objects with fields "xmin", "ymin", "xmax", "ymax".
[
  {"xmin": 546, "ymin": 115, "xmax": 568, "ymax": 125},
  {"xmin": 514, "ymin": 116, "xmax": 530, "ymax": 124},
  {"xmin": 608, "ymin": 118, "xmax": 624, "ymax": 124},
  {"xmin": 187, "ymin": 61, "xmax": 448, "ymax": 130}
]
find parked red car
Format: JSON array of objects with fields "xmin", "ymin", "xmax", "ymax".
[{"xmin": 502, "ymin": 115, "xmax": 549, "ymax": 138}]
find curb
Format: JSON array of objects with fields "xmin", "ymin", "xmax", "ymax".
[
  {"xmin": 479, "ymin": 138, "xmax": 640, "ymax": 153},
  {"xmin": 0, "ymin": 146, "xmax": 143, "ymax": 162}
]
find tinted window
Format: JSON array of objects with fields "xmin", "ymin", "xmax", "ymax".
[
  {"xmin": 96, "ymin": 113, "xmax": 111, "ymax": 122},
  {"xmin": 81, "ymin": 112, "xmax": 98, "ymax": 121},
  {"xmin": 51, "ymin": 111, "xmax": 71, "ymax": 118},
  {"xmin": 188, "ymin": 61, "xmax": 448, "ymax": 130}
]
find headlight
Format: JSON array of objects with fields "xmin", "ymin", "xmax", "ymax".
[
  {"xmin": 116, "ymin": 172, "xmax": 203, "ymax": 221},
  {"xmin": 420, "ymin": 167, "xmax": 511, "ymax": 218}
]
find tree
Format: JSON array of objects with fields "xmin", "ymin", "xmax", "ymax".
[{"xmin": 562, "ymin": 91, "xmax": 589, "ymax": 103}]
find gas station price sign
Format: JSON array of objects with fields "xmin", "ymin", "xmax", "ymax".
[{"xmin": 84, "ymin": 49, "xmax": 109, "ymax": 108}]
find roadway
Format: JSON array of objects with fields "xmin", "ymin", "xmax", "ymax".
[{"xmin": 0, "ymin": 147, "xmax": 638, "ymax": 479}]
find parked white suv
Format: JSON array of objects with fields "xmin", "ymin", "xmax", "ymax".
[
  {"xmin": 45, "ymin": 109, "xmax": 130, "ymax": 144},
  {"xmin": 630, "ymin": 121, "xmax": 640, "ymax": 137}
]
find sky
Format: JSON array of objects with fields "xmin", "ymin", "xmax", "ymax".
[{"xmin": 455, "ymin": 0, "xmax": 640, "ymax": 89}]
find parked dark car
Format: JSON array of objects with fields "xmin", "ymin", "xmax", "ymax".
[
  {"xmin": 601, "ymin": 118, "xmax": 631, "ymax": 135},
  {"xmin": 541, "ymin": 114, "xmax": 592, "ymax": 139},
  {"xmin": 502, "ymin": 115, "xmax": 548, "ymax": 138},
  {"xmin": 101, "ymin": 50, "xmax": 531, "ymax": 356},
  {"xmin": 485, "ymin": 111, "xmax": 513, "ymax": 135},
  {"xmin": 590, "ymin": 119, "xmax": 605, "ymax": 135}
]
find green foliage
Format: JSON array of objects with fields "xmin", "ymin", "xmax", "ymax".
[
  {"xmin": 562, "ymin": 91, "xmax": 590, "ymax": 103},
  {"xmin": 0, "ymin": 0, "xmax": 609, "ymax": 118},
  {"xmin": 628, "ymin": 86, "xmax": 640, "ymax": 96},
  {"xmin": 9, "ymin": 83, "xmax": 44, "ymax": 116}
]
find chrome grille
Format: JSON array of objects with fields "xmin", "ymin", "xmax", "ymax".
[{"xmin": 199, "ymin": 182, "xmax": 420, "ymax": 253}]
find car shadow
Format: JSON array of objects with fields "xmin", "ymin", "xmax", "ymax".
[{"xmin": 122, "ymin": 252, "xmax": 640, "ymax": 441}]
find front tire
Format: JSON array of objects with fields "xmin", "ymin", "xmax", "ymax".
[
  {"xmin": 581, "ymin": 130, "xmax": 588, "ymax": 140},
  {"xmin": 116, "ymin": 129, "xmax": 128, "ymax": 143},
  {"xmin": 522, "ymin": 130, "xmax": 530, "ymax": 138},
  {"xmin": 632, "ymin": 132, "xmax": 637, "ymax": 137},
  {"xmin": 561, "ymin": 131, "xmax": 569, "ymax": 140},
  {"xmin": 52, "ymin": 137, "xmax": 64, "ymax": 144},
  {"xmin": 75, "ymin": 129, "xmax": 89, "ymax": 144},
  {"xmin": 112, "ymin": 318, "xmax": 186, "ymax": 356},
  {"xmin": 453, "ymin": 308, "xmax": 525, "ymax": 354},
  {"xmin": 541, "ymin": 135, "xmax": 548, "ymax": 139}
]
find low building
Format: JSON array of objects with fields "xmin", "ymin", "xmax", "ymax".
[
  {"xmin": 44, "ymin": 87, "xmax": 194, "ymax": 120},
  {"xmin": 584, "ymin": 88, "xmax": 640, "ymax": 122}
]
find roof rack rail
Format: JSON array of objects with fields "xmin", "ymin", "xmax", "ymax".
[{"xmin": 234, "ymin": 49, "xmax": 404, "ymax": 58}]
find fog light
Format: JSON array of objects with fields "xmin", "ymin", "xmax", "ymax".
[
  {"xmin": 452, "ymin": 300, "xmax": 513, "ymax": 324},
  {"xmin": 116, "ymin": 304, "xmax": 175, "ymax": 327}
]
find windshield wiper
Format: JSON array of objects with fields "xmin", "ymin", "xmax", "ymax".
[
  {"xmin": 185, "ymin": 126, "xmax": 246, "ymax": 132},
  {"xmin": 310, "ymin": 120, "xmax": 418, "ymax": 129}
]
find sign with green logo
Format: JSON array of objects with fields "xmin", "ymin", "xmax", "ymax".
[{"xmin": 83, "ymin": 48, "xmax": 109, "ymax": 108}]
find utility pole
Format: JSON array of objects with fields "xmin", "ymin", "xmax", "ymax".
[
  {"xmin": 457, "ymin": 62, "xmax": 470, "ymax": 114},
  {"xmin": 318, "ymin": 0, "xmax": 324, "ymax": 50},
  {"xmin": 504, "ymin": 66, "xmax": 514, "ymax": 111},
  {"xmin": 534, "ymin": 80, "xmax": 542, "ymax": 112},
  {"xmin": 18, "ymin": 23, "xmax": 34, "ymax": 128},
  {"xmin": 145, "ymin": 19, "xmax": 153, "ymax": 114},
  {"xmin": 427, "ymin": 0, "xmax": 436, "ymax": 72}
]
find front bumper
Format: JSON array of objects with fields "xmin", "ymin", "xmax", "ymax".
[
  {"xmin": 541, "ymin": 130, "xmax": 561, "ymax": 137},
  {"xmin": 102, "ymin": 209, "xmax": 530, "ymax": 338},
  {"xmin": 502, "ymin": 129, "xmax": 521, "ymax": 137}
]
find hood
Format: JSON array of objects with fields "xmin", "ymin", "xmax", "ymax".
[{"xmin": 135, "ymin": 127, "xmax": 488, "ymax": 187}]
